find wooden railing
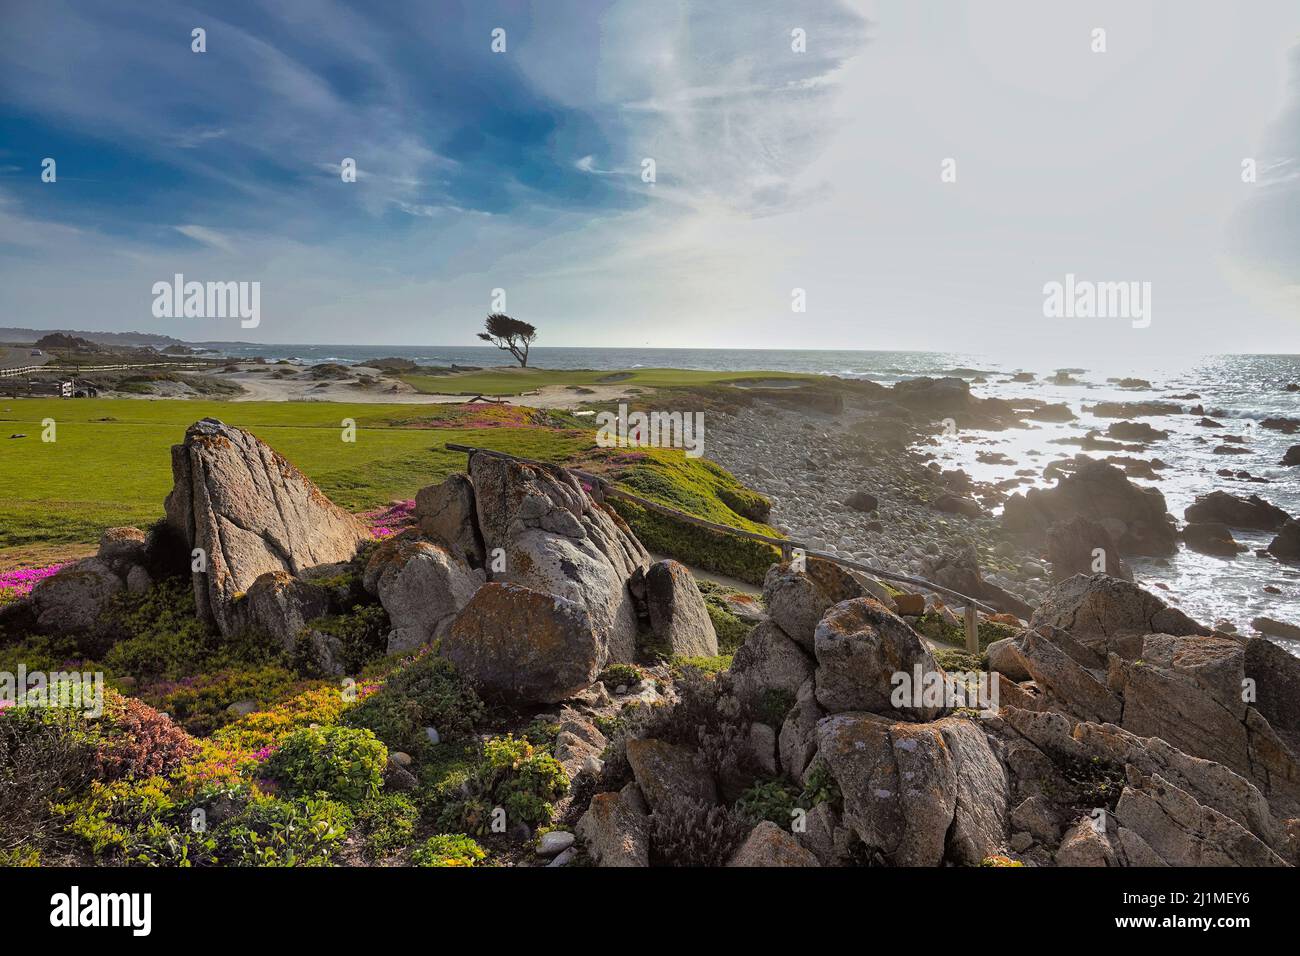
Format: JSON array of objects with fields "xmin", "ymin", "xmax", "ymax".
[{"xmin": 445, "ymin": 442, "xmax": 996, "ymax": 650}]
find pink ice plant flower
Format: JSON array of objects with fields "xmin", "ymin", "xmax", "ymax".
[{"xmin": 0, "ymin": 562, "xmax": 67, "ymax": 599}]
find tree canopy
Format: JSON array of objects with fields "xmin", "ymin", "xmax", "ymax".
[{"xmin": 476, "ymin": 313, "xmax": 537, "ymax": 367}]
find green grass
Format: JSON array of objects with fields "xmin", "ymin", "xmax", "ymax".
[
  {"xmin": 400, "ymin": 366, "xmax": 816, "ymax": 397},
  {"xmin": 0, "ymin": 398, "xmax": 589, "ymax": 548},
  {"xmin": 0, "ymin": 398, "xmax": 782, "ymax": 569}
]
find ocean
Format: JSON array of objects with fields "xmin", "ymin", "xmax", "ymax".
[{"xmin": 213, "ymin": 344, "xmax": 1300, "ymax": 641}]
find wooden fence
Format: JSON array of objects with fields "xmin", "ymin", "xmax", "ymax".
[{"xmin": 445, "ymin": 442, "xmax": 994, "ymax": 651}]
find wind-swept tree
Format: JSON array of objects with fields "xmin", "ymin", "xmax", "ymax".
[{"xmin": 477, "ymin": 313, "xmax": 537, "ymax": 368}]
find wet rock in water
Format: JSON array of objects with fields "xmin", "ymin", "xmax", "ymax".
[
  {"xmin": 1282, "ymin": 445, "xmax": 1300, "ymax": 467},
  {"xmin": 364, "ymin": 537, "xmax": 484, "ymax": 654},
  {"xmin": 642, "ymin": 559, "xmax": 717, "ymax": 658},
  {"xmin": 1046, "ymin": 516, "xmax": 1133, "ymax": 582},
  {"xmin": 1260, "ymin": 417, "xmax": 1300, "ymax": 435},
  {"xmin": 164, "ymin": 418, "xmax": 370, "ymax": 636},
  {"xmin": 1184, "ymin": 491, "xmax": 1290, "ymax": 531},
  {"xmin": 1182, "ymin": 522, "xmax": 1245, "ymax": 558},
  {"xmin": 761, "ymin": 558, "xmax": 865, "ymax": 650},
  {"xmin": 469, "ymin": 451, "xmax": 649, "ymax": 663},
  {"xmin": 414, "ymin": 473, "xmax": 486, "ymax": 569},
  {"xmin": 441, "ymin": 582, "xmax": 601, "ymax": 704},
  {"xmin": 1267, "ymin": 520, "xmax": 1300, "ymax": 561},
  {"xmin": 1029, "ymin": 573, "xmax": 1209, "ymax": 659},
  {"xmin": 1197, "ymin": 417, "xmax": 1223, "ymax": 427},
  {"xmin": 1106, "ymin": 421, "xmax": 1169, "ymax": 443},
  {"xmin": 1002, "ymin": 459, "xmax": 1177, "ymax": 556},
  {"xmin": 1212, "ymin": 444, "xmax": 1251, "ymax": 455},
  {"xmin": 813, "ymin": 597, "xmax": 944, "ymax": 719},
  {"xmin": 1252, "ymin": 617, "xmax": 1300, "ymax": 642}
]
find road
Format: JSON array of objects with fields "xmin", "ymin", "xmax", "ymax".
[{"xmin": 0, "ymin": 346, "xmax": 51, "ymax": 371}]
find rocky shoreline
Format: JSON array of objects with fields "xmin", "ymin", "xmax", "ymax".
[
  {"xmin": 704, "ymin": 375, "xmax": 1300, "ymax": 649},
  {"xmin": 5, "ymin": 413, "xmax": 1300, "ymax": 868}
]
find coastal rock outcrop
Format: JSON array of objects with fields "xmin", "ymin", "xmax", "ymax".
[
  {"xmin": 164, "ymin": 418, "xmax": 370, "ymax": 636},
  {"xmin": 29, "ymin": 527, "xmax": 154, "ymax": 632},
  {"xmin": 1002, "ymin": 459, "xmax": 1177, "ymax": 556},
  {"xmin": 414, "ymin": 473, "xmax": 486, "ymax": 569},
  {"xmin": 1046, "ymin": 516, "xmax": 1133, "ymax": 581},
  {"xmin": 441, "ymin": 582, "xmax": 601, "ymax": 704},
  {"xmin": 642, "ymin": 559, "xmax": 718, "ymax": 658},
  {"xmin": 1029, "ymin": 573, "xmax": 1209, "ymax": 658},
  {"xmin": 761, "ymin": 557, "xmax": 865, "ymax": 650},
  {"xmin": 469, "ymin": 451, "xmax": 650, "ymax": 664},
  {"xmin": 1184, "ymin": 491, "xmax": 1290, "ymax": 531},
  {"xmin": 363, "ymin": 537, "xmax": 484, "ymax": 654}
]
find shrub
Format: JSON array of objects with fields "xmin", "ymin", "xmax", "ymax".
[
  {"xmin": 297, "ymin": 603, "xmax": 390, "ymax": 675},
  {"xmin": 649, "ymin": 795, "xmax": 749, "ymax": 866},
  {"xmin": 597, "ymin": 663, "xmax": 642, "ymax": 690},
  {"xmin": 671, "ymin": 654, "xmax": 732, "ymax": 676},
  {"xmin": 798, "ymin": 759, "xmax": 842, "ymax": 811},
  {"xmin": 0, "ymin": 706, "xmax": 99, "ymax": 854},
  {"xmin": 53, "ymin": 776, "xmax": 210, "ymax": 866},
  {"xmin": 220, "ymin": 794, "xmax": 352, "ymax": 867},
  {"xmin": 411, "ymin": 833, "xmax": 486, "ymax": 867},
  {"xmin": 343, "ymin": 653, "xmax": 483, "ymax": 754},
  {"xmin": 97, "ymin": 579, "xmax": 214, "ymax": 678},
  {"xmin": 264, "ymin": 725, "xmax": 387, "ymax": 803},
  {"xmin": 144, "ymin": 666, "xmax": 307, "ymax": 736},
  {"xmin": 705, "ymin": 603, "xmax": 753, "ymax": 654},
  {"xmin": 94, "ymin": 691, "xmax": 198, "ymax": 781},
  {"xmin": 441, "ymin": 734, "xmax": 568, "ymax": 834},
  {"xmin": 352, "ymin": 791, "xmax": 420, "ymax": 859},
  {"xmin": 735, "ymin": 779, "xmax": 800, "ymax": 830}
]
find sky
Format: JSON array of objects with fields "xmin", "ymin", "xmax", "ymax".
[{"xmin": 0, "ymin": 0, "xmax": 1297, "ymax": 359}]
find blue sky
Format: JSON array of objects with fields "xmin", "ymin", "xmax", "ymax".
[{"xmin": 0, "ymin": 0, "xmax": 1297, "ymax": 356}]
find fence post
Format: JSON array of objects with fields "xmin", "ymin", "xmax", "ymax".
[{"xmin": 963, "ymin": 604, "xmax": 979, "ymax": 654}]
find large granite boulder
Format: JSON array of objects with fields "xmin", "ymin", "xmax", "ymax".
[
  {"xmin": 1184, "ymin": 491, "xmax": 1290, "ymax": 531},
  {"xmin": 1046, "ymin": 516, "xmax": 1133, "ymax": 582},
  {"xmin": 164, "ymin": 419, "xmax": 370, "ymax": 636},
  {"xmin": 1112, "ymin": 633, "xmax": 1300, "ymax": 813},
  {"xmin": 730, "ymin": 620, "xmax": 815, "ymax": 713},
  {"xmin": 414, "ymin": 474, "xmax": 486, "ymax": 569},
  {"xmin": 727, "ymin": 821, "xmax": 820, "ymax": 867},
  {"xmin": 440, "ymin": 582, "xmax": 601, "ymax": 704},
  {"xmin": 642, "ymin": 559, "xmax": 717, "ymax": 658},
  {"xmin": 29, "ymin": 557, "xmax": 124, "ymax": 633},
  {"xmin": 813, "ymin": 598, "xmax": 944, "ymax": 720},
  {"xmin": 761, "ymin": 557, "xmax": 865, "ymax": 650},
  {"xmin": 363, "ymin": 537, "xmax": 484, "ymax": 654},
  {"xmin": 1002, "ymin": 459, "xmax": 1177, "ymax": 556},
  {"xmin": 28, "ymin": 526, "xmax": 156, "ymax": 632},
  {"xmin": 1029, "ymin": 574, "xmax": 1209, "ymax": 659},
  {"xmin": 625, "ymin": 738, "xmax": 718, "ymax": 810},
  {"xmin": 815, "ymin": 713, "xmax": 1007, "ymax": 866},
  {"xmin": 237, "ymin": 571, "xmax": 328, "ymax": 651},
  {"xmin": 469, "ymin": 452, "xmax": 649, "ymax": 664},
  {"xmin": 577, "ymin": 786, "xmax": 650, "ymax": 867}
]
